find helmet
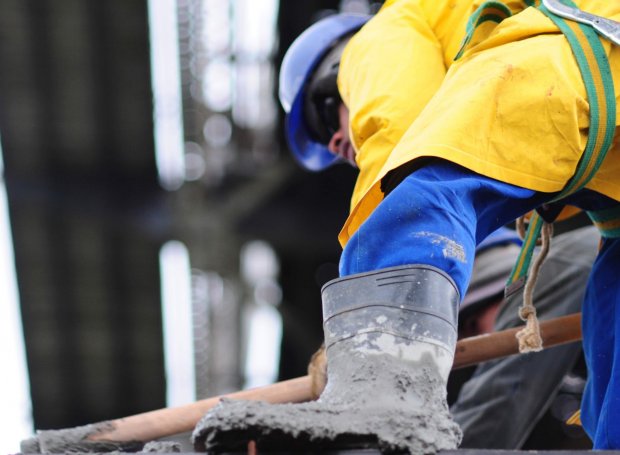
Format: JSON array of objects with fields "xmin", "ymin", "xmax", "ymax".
[{"xmin": 279, "ymin": 13, "xmax": 370, "ymax": 171}]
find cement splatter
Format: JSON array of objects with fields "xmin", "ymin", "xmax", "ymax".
[
  {"xmin": 142, "ymin": 441, "xmax": 181, "ymax": 452},
  {"xmin": 413, "ymin": 232, "xmax": 466, "ymax": 263},
  {"xmin": 20, "ymin": 422, "xmax": 143, "ymax": 454},
  {"xmin": 193, "ymin": 337, "xmax": 461, "ymax": 454}
]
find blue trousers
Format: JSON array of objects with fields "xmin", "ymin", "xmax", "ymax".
[{"xmin": 340, "ymin": 161, "xmax": 619, "ymax": 449}]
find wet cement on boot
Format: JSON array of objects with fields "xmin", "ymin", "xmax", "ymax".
[
  {"xmin": 192, "ymin": 342, "xmax": 461, "ymax": 454},
  {"xmin": 20, "ymin": 422, "xmax": 144, "ymax": 454}
]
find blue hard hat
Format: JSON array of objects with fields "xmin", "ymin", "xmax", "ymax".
[{"xmin": 279, "ymin": 13, "xmax": 370, "ymax": 171}]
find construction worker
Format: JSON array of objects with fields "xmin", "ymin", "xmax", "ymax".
[{"xmin": 193, "ymin": 1, "xmax": 620, "ymax": 452}]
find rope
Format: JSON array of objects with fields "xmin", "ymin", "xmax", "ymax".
[
  {"xmin": 516, "ymin": 214, "xmax": 543, "ymax": 246},
  {"xmin": 515, "ymin": 219, "xmax": 553, "ymax": 352},
  {"xmin": 516, "ymin": 215, "xmax": 527, "ymax": 240}
]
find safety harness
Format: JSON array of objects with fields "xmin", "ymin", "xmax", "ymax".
[
  {"xmin": 455, "ymin": 0, "xmax": 619, "ymax": 353},
  {"xmin": 507, "ymin": 0, "xmax": 619, "ymax": 294}
]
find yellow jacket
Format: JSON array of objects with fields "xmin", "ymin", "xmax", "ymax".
[{"xmin": 337, "ymin": 0, "xmax": 620, "ymax": 246}]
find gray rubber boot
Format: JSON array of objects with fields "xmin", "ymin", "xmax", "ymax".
[{"xmin": 192, "ymin": 265, "xmax": 462, "ymax": 454}]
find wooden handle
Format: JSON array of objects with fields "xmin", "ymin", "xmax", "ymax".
[
  {"xmin": 90, "ymin": 313, "xmax": 582, "ymax": 443},
  {"xmin": 89, "ymin": 375, "xmax": 313, "ymax": 443},
  {"xmin": 453, "ymin": 312, "xmax": 582, "ymax": 369}
]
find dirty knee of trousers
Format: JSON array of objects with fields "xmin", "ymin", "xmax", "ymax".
[{"xmin": 192, "ymin": 265, "xmax": 462, "ymax": 454}]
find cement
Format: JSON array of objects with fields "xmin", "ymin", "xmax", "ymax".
[
  {"xmin": 20, "ymin": 422, "xmax": 143, "ymax": 454},
  {"xmin": 142, "ymin": 441, "xmax": 181, "ymax": 452},
  {"xmin": 193, "ymin": 337, "xmax": 461, "ymax": 454}
]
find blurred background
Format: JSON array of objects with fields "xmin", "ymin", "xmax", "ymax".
[{"xmin": 0, "ymin": 0, "xmax": 382, "ymax": 452}]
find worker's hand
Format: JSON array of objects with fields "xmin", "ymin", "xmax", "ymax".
[{"xmin": 307, "ymin": 343, "xmax": 327, "ymax": 399}]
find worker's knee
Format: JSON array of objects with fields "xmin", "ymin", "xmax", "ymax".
[{"xmin": 339, "ymin": 161, "xmax": 548, "ymax": 297}]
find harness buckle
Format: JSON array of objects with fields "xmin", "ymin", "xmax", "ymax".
[{"xmin": 542, "ymin": 0, "xmax": 620, "ymax": 45}]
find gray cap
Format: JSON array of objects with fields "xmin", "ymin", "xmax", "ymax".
[{"xmin": 461, "ymin": 243, "xmax": 522, "ymax": 314}]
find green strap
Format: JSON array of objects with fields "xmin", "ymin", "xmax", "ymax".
[
  {"xmin": 506, "ymin": 0, "xmax": 616, "ymax": 294},
  {"xmin": 454, "ymin": 2, "xmax": 512, "ymax": 60},
  {"xmin": 539, "ymin": 1, "xmax": 616, "ymax": 197},
  {"xmin": 505, "ymin": 212, "xmax": 545, "ymax": 296},
  {"xmin": 588, "ymin": 205, "xmax": 620, "ymax": 238}
]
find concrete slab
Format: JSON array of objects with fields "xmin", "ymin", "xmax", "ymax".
[
  {"xmin": 213, "ymin": 450, "xmax": 618, "ymax": 455},
  {"xmin": 20, "ymin": 451, "xmax": 619, "ymax": 455}
]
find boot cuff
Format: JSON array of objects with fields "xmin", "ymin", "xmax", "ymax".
[{"xmin": 322, "ymin": 265, "xmax": 459, "ymax": 351}]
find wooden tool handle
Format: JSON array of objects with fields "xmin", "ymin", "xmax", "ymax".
[
  {"xmin": 453, "ymin": 312, "xmax": 582, "ymax": 369},
  {"xmin": 90, "ymin": 375, "xmax": 313, "ymax": 443},
  {"xmin": 90, "ymin": 313, "xmax": 582, "ymax": 443}
]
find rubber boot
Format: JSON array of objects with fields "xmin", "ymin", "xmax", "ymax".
[{"xmin": 192, "ymin": 265, "xmax": 462, "ymax": 454}]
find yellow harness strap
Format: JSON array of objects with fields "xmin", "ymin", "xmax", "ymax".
[{"xmin": 504, "ymin": 0, "xmax": 617, "ymax": 296}]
